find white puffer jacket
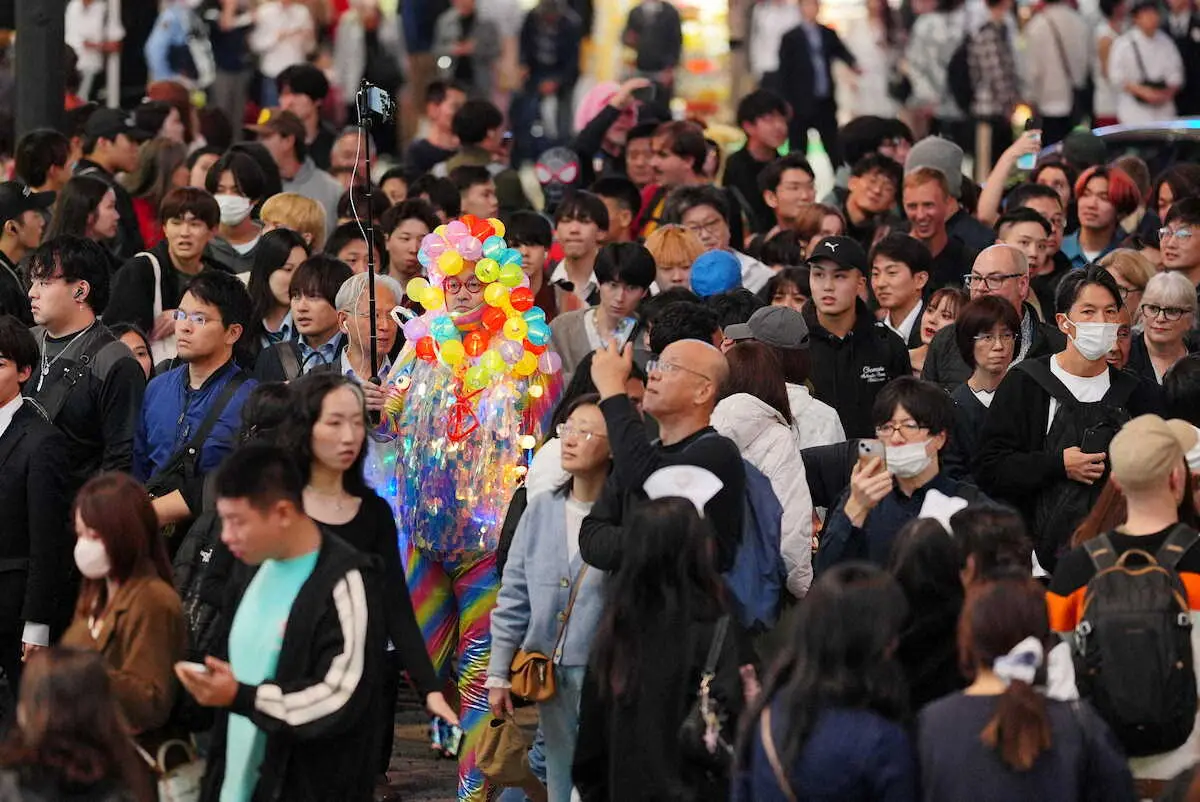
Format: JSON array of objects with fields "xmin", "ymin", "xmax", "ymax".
[
  {"xmin": 712, "ymin": 393, "xmax": 814, "ymax": 598},
  {"xmin": 787, "ymin": 383, "xmax": 845, "ymax": 450}
]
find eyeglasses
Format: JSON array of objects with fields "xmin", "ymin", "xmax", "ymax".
[
  {"xmin": 1142, "ymin": 303, "xmax": 1192, "ymax": 321},
  {"xmin": 443, "ymin": 277, "xmax": 484, "ymax": 294},
  {"xmin": 556, "ymin": 423, "xmax": 608, "ymax": 442},
  {"xmin": 973, "ymin": 332, "xmax": 1016, "ymax": 345},
  {"xmin": 1112, "ymin": 285, "xmax": 1135, "ymax": 300},
  {"xmin": 875, "ymin": 420, "xmax": 927, "ymax": 438},
  {"xmin": 172, "ymin": 309, "xmax": 215, "ymax": 326},
  {"xmin": 1158, "ymin": 226, "xmax": 1195, "ymax": 241},
  {"xmin": 964, "ymin": 272, "xmax": 1024, "ymax": 291},
  {"xmin": 683, "ymin": 218, "xmax": 726, "ymax": 238},
  {"xmin": 646, "ymin": 359, "xmax": 711, "ymax": 381}
]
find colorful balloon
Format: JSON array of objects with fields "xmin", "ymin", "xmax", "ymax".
[
  {"xmin": 526, "ymin": 319, "xmax": 552, "ymax": 346},
  {"xmin": 498, "ymin": 339, "xmax": 524, "ymax": 363},
  {"xmin": 498, "ymin": 263, "xmax": 523, "ymax": 287},
  {"xmin": 430, "ymin": 315, "xmax": 458, "ymax": 342},
  {"xmin": 503, "ymin": 316, "xmax": 529, "ymax": 342},
  {"xmin": 463, "ymin": 329, "xmax": 488, "ymax": 357},
  {"xmin": 406, "ymin": 277, "xmax": 430, "ymax": 300},
  {"xmin": 402, "ymin": 317, "xmax": 429, "ymax": 341},
  {"xmin": 480, "ymin": 350, "xmax": 506, "ymax": 375},
  {"xmin": 464, "ymin": 365, "xmax": 487, "ymax": 390},
  {"xmin": 421, "ymin": 286, "xmax": 445, "ymax": 311},
  {"xmin": 439, "ymin": 339, "xmax": 466, "ymax": 366},
  {"xmin": 537, "ymin": 351, "xmax": 562, "ymax": 374},
  {"xmin": 483, "ymin": 282, "xmax": 509, "ymax": 307},
  {"xmin": 509, "ymin": 287, "xmax": 535, "ymax": 312},
  {"xmin": 421, "ymin": 233, "xmax": 448, "ymax": 257},
  {"xmin": 499, "ymin": 248, "xmax": 523, "ymax": 266},
  {"xmin": 459, "ymin": 236, "xmax": 484, "ymax": 262},
  {"xmin": 482, "ymin": 306, "xmax": 507, "ymax": 332},
  {"xmin": 488, "ymin": 218, "xmax": 506, "ymax": 238},
  {"xmin": 523, "ymin": 307, "xmax": 547, "ymax": 324},
  {"xmin": 438, "ymin": 250, "xmax": 464, "ymax": 276},
  {"xmin": 445, "ymin": 220, "xmax": 469, "ymax": 239},
  {"xmin": 514, "ymin": 352, "xmax": 538, "ymax": 377},
  {"xmin": 481, "ymin": 236, "xmax": 506, "ymax": 260},
  {"xmin": 415, "ymin": 336, "xmax": 436, "ymax": 362},
  {"xmin": 523, "ymin": 340, "xmax": 547, "ymax": 356},
  {"xmin": 475, "ymin": 258, "xmax": 501, "ymax": 283}
]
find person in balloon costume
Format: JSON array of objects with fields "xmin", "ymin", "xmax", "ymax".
[{"xmin": 377, "ymin": 214, "xmax": 562, "ymax": 801}]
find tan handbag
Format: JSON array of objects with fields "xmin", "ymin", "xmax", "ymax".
[{"xmin": 509, "ymin": 565, "xmax": 588, "ymax": 702}]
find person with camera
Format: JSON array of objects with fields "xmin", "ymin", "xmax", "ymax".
[{"xmin": 1108, "ymin": 0, "xmax": 1185, "ymax": 124}]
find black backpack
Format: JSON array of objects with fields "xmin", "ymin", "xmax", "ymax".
[
  {"xmin": 1071, "ymin": 526, "xmax": 1199, "ymax": 757},
  {"xmin": 946, "ymin": 35, "xmax": 975, "ymax": 114},
  {"xmin": 1014, "ymin": 359, "xmax": 1138, "ymax": 570}
]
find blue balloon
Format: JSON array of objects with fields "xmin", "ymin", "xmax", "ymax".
[
  {"xmin": 430, "ymin": 316, "xmax": 458, "ymax": 342},
  {"xmin": 418, "ymin": 249, "xmax": 432, "ymax": 268},
  {"xmin": 482, "ymin": 236, "xmax": 507, "ymax": 259},
  {"xmin": 499, "ymin": 248, "xmax": 523, "ymax": 266},
  {"xmin": 523, "ymin": 308, "xmax": 547, "ymax": 325},
  {"xmin": 526, "ymin": 320, "xmax": 552, "ymax": 346}
]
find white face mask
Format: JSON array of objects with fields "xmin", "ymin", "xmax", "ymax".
[
  {"xmin": 74, "ymin": 537, "xmax": 111, "ymax": 580},
  {"xmin": 1066, "ymin": 319, "xmax": 1120, "ymax": 362},
  {"xmin": 215, "ymin": 194, "xmax": 252, "ymax": 227},
  {"xmin": 886, "ymin": 440, "xmax": 933, "ymax": 479}
]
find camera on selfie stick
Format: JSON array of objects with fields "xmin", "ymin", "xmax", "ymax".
[{"xmin": 352, "ymin": 80, "xmax": 396, "ymax": 381}]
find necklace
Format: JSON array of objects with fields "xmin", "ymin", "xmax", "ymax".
[
  {"xmin": 305, "ymin": 484, "xmax": 350, "ymax": 512},
  {"xmin": 37, "ymin": 321, "xmax": 97, "ymax": 392}
]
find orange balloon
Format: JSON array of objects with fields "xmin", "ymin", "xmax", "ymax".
[
  {"xmin": 510, "ymin": 287, "xmax": 535, "ymax": 312},
  {"xmin": 482, "ymin": 306, "xmax": 508, "ymax": 332},
  {"xmin": 415, "ymin": 336, "xmax": 437, "ymax": 362},
  {"xmin": 463, "ymin": 329, "xmax": 489, "ymax": 357},
  {"xmin": 460, "ymin": 213, "xmax": 479, "ymax": 231},
  {"xmin": 470, "ymin": 218, "xmax": 494, "ymax": 240},
  {"xmin": 523, "ymin": 340, "xmax": 547, "ymax": 356}
]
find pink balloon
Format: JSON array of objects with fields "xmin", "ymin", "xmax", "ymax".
[
  {"xmin": 459, "ymin": 236, "xmax": 484, "ymax": 261},
  {"xmin": 498, "ymin": 339, "xmax": 524, "ymax": 363},
  {"xmin": 421, "ymin": 233, "xmax": 448, "ymax": 257},
  {"xmin": 537, "ymin": 351, "xmax": 562, "ymax": 374},
  {"xmin": 445, "ymin": 220, "xmax": 469, "ymax": 239},
  {"xmin": 403, "ymin": 317, "xmax": 429, "ymax": 341}
]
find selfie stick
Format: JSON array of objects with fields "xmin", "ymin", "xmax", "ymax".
[{"xmin": 355, "ymin": 80, "xmax": 388, "ymax": 380}]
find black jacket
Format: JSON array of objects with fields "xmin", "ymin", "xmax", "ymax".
[
  {"xmin": 579, "ymin": 394, "xmax": 746, "ymax": 573},
  {"xmin": 776, "ymin": 22, "xmax": 855, "ymax": 110},
  {"xmin": 1125, "ymin": 331, "xmax": 1200, "ymax": 387},
  {"xmin": 803, "ymin": 299, "xmax": 912, "ymax": 439},
  {"xmin": 0, "ymin": 251, "xmax": 31, "ymax": 326},
  {"xmin": 75, "ymin": 159, "xmax": 144, "ymax": 261},
  {"xmin": 252, "ymin": 334, "xmax": 347, "ymax": 383},
  {"xmin": 201, "ymin": 531, "xmax": 384, "ymax": 802},
  {"xmin": 104, "ymin": 240, "xmax": 231, "ymax": 335},
  {"xmin": 623, "ymin": 1, "xmax": 682, "ymax": 73},
  {"xmin": 943, "ymin": 382, "xmax": 988, "ymax": 482},
  {"xmin": 921, "ymin": 302, "xmax": 1067, "ymax": 391},
  {"xmin": 946, "ymin": 208, "xmax": 997, "ymax": 253},
  {"xmin": 1168, "ymin": 13, "xmax": 1200, "ymax": 116},
  {"xmin": 0, "ymin": 402, "xmax": 75, "ymax": 635},
  {"xmin": 29, "ymin": 323, "xmax": 146, "ymax": 492}
]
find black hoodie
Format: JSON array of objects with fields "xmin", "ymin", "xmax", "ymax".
[{"xmin": 804, "ymin": 298, "xmax": 913, "ymax": 439}]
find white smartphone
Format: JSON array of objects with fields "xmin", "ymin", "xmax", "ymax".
[
  {"xmin": 857, "ymin": 438, "xmax": 887, "ymax": 470},
  {"xmin": 176, "ymin": 661, "xmax": 210, "ymax": 674},
  {"xmin": 612, "ymin": 316, "xmax": 638, "ymax": 349}
]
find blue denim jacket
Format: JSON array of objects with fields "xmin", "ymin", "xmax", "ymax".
[{"xmin": 489, "ymin": 491, "xmax": 607, "ymax": 678}]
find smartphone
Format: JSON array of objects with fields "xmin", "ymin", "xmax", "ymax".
[
  {"xmin": 633, "ymin": 82, "xmax": 658, "ymax": 105},
  {"xmin": 857, "ymin": 438, "xmax": 887, "ymax": 470},
  {"xmin": 176, "ymin": 661, "xmax": 210, "ymax": 675},
  {"xmin": 1080, "ymin": 425, "xmax": 1115, "ymax": 456},
  {"xmin": 436, "ymin": 717, "xmax": 464, "ymax": 757},
  {"xmin": 1017, "ymin": 117, "xmax": 1042, "ymax": 172},
  {"xmin": 612, "ymin": 316, "xmax": 638, "ymax": 349}
]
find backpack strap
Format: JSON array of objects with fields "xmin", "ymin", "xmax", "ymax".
[
  {"xmin": 1156, "ymin": 524, "xmax": 1200, "ymax": 572},
  {"xmin": 1084, "ymin": 533, "xmax": 1119, "ymax": 573},
  {"xmin": 1013, "ymin": 358, "xmax": 1077, "ymax": 408},
  {"xmin": 278, "ymin": 343, "xmax": 301, "ymax": 381},
  {"xmin": 1101, "ymin": 368, "xmax": 1139, "ymax": 408}
]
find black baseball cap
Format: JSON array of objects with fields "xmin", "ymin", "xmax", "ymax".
[
  {"xmin": 84, "ymin": 108, "xmax": 153, "ymax": 142},
  {"xmin": 808, "ymin": 236, "xmax": 868, "ymax": 272},
  {"xmin": 0, "ymin": 181, "xmax": 54, "ymax": 224}
]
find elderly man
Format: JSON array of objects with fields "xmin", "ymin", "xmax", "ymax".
[
  {"xmin": 922, "ymin": 244, "xmax": 1067, "ymax": 391},
  {"xmin": 581, "ymin": 338, "xmax": 746, "ymax": 572}
]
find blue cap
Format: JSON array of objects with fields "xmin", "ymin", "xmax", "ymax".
[{"xmin": 690, "ymin": 249, "xmax": 742, "ymax": 298}]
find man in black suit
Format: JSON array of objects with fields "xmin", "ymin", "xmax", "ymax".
[
  {"xmin": 0, "ymin": 315, "xmax": 73, "ymax": 690},
  {"xmin": 1166, "ymin": 0, "xmax": 1200, "ymax": 115},
  {"xmin": 775, "ymin": 0, "xmax": 859, "ymax": 162}
]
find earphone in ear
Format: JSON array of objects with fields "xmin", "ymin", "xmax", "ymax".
[
  {"xmin": 341, "ymin": 322, "xmax": 349, "ymax": 333},
  {"xmin": 73, "ymin": 289, "xmax": 84, "ymax": 300}
]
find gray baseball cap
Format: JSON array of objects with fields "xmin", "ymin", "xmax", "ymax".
[{"xmin": 724, "ymin": 305, "xmax": 810, "ymax": 350}]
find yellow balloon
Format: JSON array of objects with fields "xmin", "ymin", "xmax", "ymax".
[
  {"xmin": 514, "ymin": 352, "xmax": 538, "ymax": 376},
  {"xmin": 406, "ymin": 277, "xmax": 429, "ymax": 302},
  {"xmin": 438, "ymin": 250, "xmax": 464, "ymax": 276},
  {"xmin": 488, "ymin": 218, "xmax": 506, "ymax": 238},
  {"xmin": 421, "ymin": 286, "xmax": 445, "ymax": 310},
  {"xmin": 440, "ymin": 339, "xmax": 466, "ymax": 366},
  {"xmin": 503, "ymin": 316, "xmax": 529, "ymax": 342},
  {"xmin": 434, "ymin": 224, "xmax": 447, "ymax": 237},
  {"xmin": 483, "ymin": 282, "xmax": 509, "ymax": 307}
]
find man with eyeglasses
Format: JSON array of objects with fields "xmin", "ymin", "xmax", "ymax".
[
  {"xmin": 664, "ymin": 183, "xmax": 774, "ymax": 292},
  {"xmin": 922, "ymin": 245, "xmax": 1066, "ymax": 391},
  {"xmin": 135, "ymin": 270, "xmax": 257, "ymax": 530},
  {"xmin": 816, "ymin": 376, "xmax": 980, "ymax": 573},
  {"xmin": 1161, "ymin": 198, "xmax": 1200, "ymax": 316},
  {"xmin": 580, "ymin": 337, "xmax": 747, "ymax": 574},
  {"xmin": 802, "ymin": 236, "xmax": 911, "ymax": 438}
]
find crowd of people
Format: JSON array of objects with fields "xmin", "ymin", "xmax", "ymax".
[{"xmin": 3, "ymin": 0, "xmax": 1200, "ymax": 801}]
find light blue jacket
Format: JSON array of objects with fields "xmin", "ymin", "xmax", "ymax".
[{"xmin": 489, "ymin": 491, "xmax": 607, "ymax": 678}]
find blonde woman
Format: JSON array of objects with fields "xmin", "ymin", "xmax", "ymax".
[
  {"xmin": 644, "ymin": 224, "xmax": 705, "ymax": 291},
  {"xmin": 1129, "ymin": 270, "xmax": 1197, "ymax": 384},
  {"xmin": 1099, "ymin": 248, "xmax": 1156, "ymax": 327},
  {"xmin": 260, "ymin": 192, "xmax": 327, "ymax": 250}
]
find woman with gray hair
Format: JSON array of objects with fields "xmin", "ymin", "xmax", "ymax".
[
  {"xmin": 1128, "ymin": 270, "xmax": 1198, "ymax": 384},
  {"xmin": 335, "ymin": 271, "xmax": 405, "ymax": 411}
]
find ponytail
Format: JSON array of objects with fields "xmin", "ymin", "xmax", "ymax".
[{"xmin": 980, "ymin": 679, "xmax": 1052, "ymax": 771}]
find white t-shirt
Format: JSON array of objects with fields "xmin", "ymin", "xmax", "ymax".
[
  {"xmin": 1047, "ymin": 355, "xmax": 1111, "ymax": 432},
  {"xmin": 249, "ymin": 1, "xmax": 315, "ymax": 79},
  {"xmin": 65, "ymin": 0, "xmax": 125, "ymax": 75},
  {"xmin": 564, "ymin": 496, "xmax": 593, "ymax": 565}
]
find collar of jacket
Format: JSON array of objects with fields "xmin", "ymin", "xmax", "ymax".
[
  {"xmin": 804, "ymin": 297, "xmax": 879, "ymax": 342},
  {"xmin": 89, "ymin": 569, "xmax": 166, "ymax": 652}
]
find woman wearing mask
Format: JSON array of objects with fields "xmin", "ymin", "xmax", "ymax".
[
  {"xmin": 943, "ymin": 296, "xmax": 1020, "ymax": 481},
  {"xmin": 0, "ymin": 648, "xmax": 154, "ymax": 802},
  {"xmin": 910, "ymin": 287, "xmax": 964, "ymax": 376},
  {"xmin": 1128, "ymin": 270, "xmax": 1197, "ymax": 384},
  {"xmin": 919, "ymin": 578, "xmax": 1133, "ymax": 801},
  {"xmin": 712, "ymin": 341, "xmax": 814, "ymax": 598},
  {"xmin": 488, "ymin": 395, "xmax": 613, "ymax": 801},
  {"xmin": 46, "ymin": 175, "xmax": 121, "ymax": 246},
  {"xmin": 123, "ymin": 138, "xmax": 189, "ymax": 250},
  {"xmin": 59, "ymin": 473, "xmax": 184, "ymax": 754},
  {"xmin": 283, "ymin": 374, "xmax": 458, "ymax": 778},
  {"xmin": 734, "ymin": 564, "xmax": 917, "ymax": 800},
  {"xmin": 574, "ymin": 472, "xmax": 751, "ymax": 802},
  {"xmin": 244, "ymin": 228, "xmax": 310, "ymax": 358},
  {"xmin": 204, "ymin": 151, "xmax": 268, "ymax": 273}
]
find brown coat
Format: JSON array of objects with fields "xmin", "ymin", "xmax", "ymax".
[{"xmin": 60, "ymin": 570, "xmax": 185, "ymax": 740}]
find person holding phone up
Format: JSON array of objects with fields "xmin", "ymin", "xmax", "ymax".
[{"xmin": 815, "ymin": 377, "xmax": 981, "ymax": 575}]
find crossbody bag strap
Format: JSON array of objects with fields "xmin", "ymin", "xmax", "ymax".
[
  {"xmin": 702, "ymin": 615, "xmax": 730, "ymax": 677},
  {"xmin": 1130, "ymin": 38, "xmax": 1151, "ymax": 84},
  {"xmin": 760, "ymin": 707, "xmax": 798, "ymax": 802},
  {"xmin": 550, "ymin": 564, "xmax": 589, "ymax": 655},
  {"xmin": 150, "ymin": 372, "xmax": 248, "ymax": 487},
  {"xmin": 139, "ymin": 251, "xmax": 164, "ymax": 321},
  {"xmin": 1044, "ymin": 15, "xmax": 1077, "ymax": 87},
  {"xmin": 278, "ymin": 343, "xmax": 301, "ymax": 381}
]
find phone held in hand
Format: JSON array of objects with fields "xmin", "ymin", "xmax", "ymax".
[
  {"xmin": 1017, "ymin": 117, "xmax": 1042, "ymax": 172},
  {"xmin": 433, "ymin": 716, "xmax": 465, "ymax": 757},
  {"xmin": 857, "ymin": 438, "xmax": 887, "ymax": 471},
  {"xmin": 611, "ymin": 316, "xmax": 638, "ymax": 350}
]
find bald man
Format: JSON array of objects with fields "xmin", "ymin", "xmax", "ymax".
[
  {"xmin": 581, "ymin": 338, "xmax": 746, "ymax": 572},
  {"xmin": 922, "ymin": 245, "xmax": 1067, "ymax": 391}
]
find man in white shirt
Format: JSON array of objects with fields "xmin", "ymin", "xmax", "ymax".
[
  {"xmin": 870, "ymin": 234, "xmax": 932, "ymax": 349},
  {"xmin": 1109, "ymin": 0, "xmax": 1185, "ymax": 123},
  {"xmin": 248, "ymin": 0, "xmax": 316, "ymax": 107},
  {"xmin": 1023, "ymin": 0, "xmax": 1092, "ymax": 145},
  {"xmin": 664, "ymin": 184, "xmax": 774, "ymax": 292},
  {"xmin": 64, "ymin": 0, "xmax": 124, "ymax": 100},
  {"xmin": 550, "ymin": 192, "xmax": 608, "ymax": 307}
]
